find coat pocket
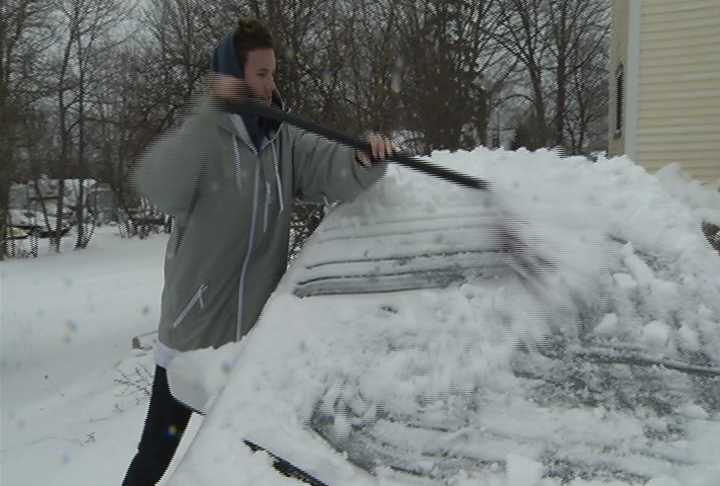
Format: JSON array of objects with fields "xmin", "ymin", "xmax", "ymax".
[{"xmin": 171, "ymin": 283, "xmax": 208, "ymax": 329}]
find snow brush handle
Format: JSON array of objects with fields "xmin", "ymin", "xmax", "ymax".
[
  {"xmin": 243, "ymin": 439, "xmax": 331, "ymax": 486},
  {"xmin": 223, "ymin": 99, "xmax": 490, "ymax": 191}
]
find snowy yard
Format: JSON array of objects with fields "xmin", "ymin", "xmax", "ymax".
[
  {"xmin": 1, "ymin": 226, "xmax": 202, "ymax": 485},
  {"xmin": 2, "ymin": 147, "xmax": 720, "ymax": 486}
]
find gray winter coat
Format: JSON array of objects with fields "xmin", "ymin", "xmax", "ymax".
[{"xmin": 132, "ymin": 90, "xmax": 387, "ymax": 364}]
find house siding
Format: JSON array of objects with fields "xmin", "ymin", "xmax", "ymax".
[
  {"xmin": 608, "ymin": 0, "xmax": 630, "ymax": 157},
  {"xmin": 635, "ymin": 0, "xmax": 720, "ymax": 184}
]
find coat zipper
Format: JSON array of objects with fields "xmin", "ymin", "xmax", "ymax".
[
  {"xmin": 264, "ymin": 181, "xmax": 271, "ymax": 233},
  {"xmin": 171, "ymin": 283, "xmax": 208, "ymax": 328},
  {"xmin": 233, "ymin": 114, "xmax": 283, "ymax": 217},
  {"xmin": 271, "ymin": 142, "xmax": 285, "ymax": 215},
  {"xmin": 232, "ymin": 136, "xmax": 246, "ymax": 190},
  {"xmin": 237, "ymin": 162, "xmax": 261, "ymax": 341},
  {"xmin": 231, "ymin": 118, "xmax": 282, "ymax": 340}
]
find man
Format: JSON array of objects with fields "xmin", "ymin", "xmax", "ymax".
[{"xmin": 122, "ymin": 18, "xmax": 391, "ymax": 485}]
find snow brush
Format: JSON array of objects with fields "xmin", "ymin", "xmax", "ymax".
[
  {"xmin": 169, "ymin": 100, "xmax": 550, "ymax": 486},
  {"xmin": 223, "ymin": 98, "xmax": 550, "ymax": 282},
  {"xmin": 224, "ymin": 99, "xmax": 489, "ymax": 190}
]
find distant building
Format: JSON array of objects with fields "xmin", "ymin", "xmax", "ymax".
[
  {"xmin": 8, "ymin": 183, "xmax": 30, "ymax": 209},
  {"xmin": 86, "ymin": 182, "xmax": 119, "ymax": 224},
  {"xmin": 609, "ymin": 1, "xmax": 720, "ymax": 185},
  {"xmin": 7, "ymin": 177, "xmax": 121, "ymax": 225}
]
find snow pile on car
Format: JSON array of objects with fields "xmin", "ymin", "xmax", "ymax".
[
  {"xmin": 300, "ymin": 147, "xmax": 720, "ymax": 361},
  {"xmin": 169, "ymin": 147, "xmax": 720, "ymax": 486}
]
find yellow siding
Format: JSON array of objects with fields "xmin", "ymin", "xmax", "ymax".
[
  {"xmin": 640, "ymin": 49, "xmax": 720, "ymax": 64},
  {"xmin": 636, "ymin": 0, "xmax": 720, "ymax": 184},
  {"xmin": 634, "ymin": 99, "xmax": 718, "ymax": 113},
  {"xmin": 641, "ymin": 0, "xmax": 718, "ymax": 14},
  {"xmin": 643, "ymin": 28, "xmax": 720, "ymax": 46},
  {"xmin": 640, "ymin": 150, "xmax": 720, "ymax": 161}
]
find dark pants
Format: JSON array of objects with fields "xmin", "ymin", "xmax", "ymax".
[{"xmin": 122, "ymin": 365, "xmax": 193, "ymax": 486}]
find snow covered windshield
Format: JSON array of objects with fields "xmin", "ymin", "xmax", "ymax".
[{"xmin": 169, "ymin": 148, "xmax": 720, "ymax": 486}]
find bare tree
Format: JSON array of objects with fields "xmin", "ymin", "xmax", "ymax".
[
  {"xmin": 565, "ymin": 30, "xmax": 609, "ymax": 154},
  {"xmin": 0, "ymin": 0, "xmax": 54, "ymax": 259},
  {"xmin": 487, "ymin": 0, "xmax": 611, "ymax": 153},
  {"xmin": 87, "ymin": 43, "xmax": 177, "ymax": 232},
  {"xmin": 22, "ymin": 106, "xmax": 56, "ymax": 241},
  {"xmin": 139, "ymin": 0, "xmax": 219, "ymax": 126},
  {"xmin": 492, "ymin": 0, "xmax": 553, "ymax": 148},
  {"xmin": 546, "ymin": 0, "xmax": 610, "ymax": 148},
  {"xmin": 390, "ymin": 0, "xmax": 505, "ymax": 152},
  {"xmin": 48, "ymin": 0, "xmax": 134, "ymax": 252}
]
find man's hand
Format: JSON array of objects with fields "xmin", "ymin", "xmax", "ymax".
[
  {"xmin": 209, "ymin": 73, "xmax": 249, "ymax": 102},
  {"xmin": 356, "ymin": 133, "xmax": 395, "ymax": 168}
]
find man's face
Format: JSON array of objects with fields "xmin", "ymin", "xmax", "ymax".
[{"xmin": 244, "ymin": 48, "xmax": 276, "ymax": 105}]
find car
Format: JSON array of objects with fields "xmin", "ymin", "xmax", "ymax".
[{"xmin": 164, "ymin": 149, "xmax": 720, "ymax": 486}]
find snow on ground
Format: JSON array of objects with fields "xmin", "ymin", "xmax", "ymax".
[
  {"xmin": 2, "ymin": 148, "xmax": 720, "ymax": 486},
  {"xmin": 1, "ymin": 226, "xmax": 204, "ymax": 486},
  {"xmin": 168, "ymin": 148, "xmax": 720, "ymax": 486}
]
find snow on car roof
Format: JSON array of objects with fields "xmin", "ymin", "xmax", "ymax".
[{"xmin": 168, "ymin": 147, "xmax": 720, "ymax": 486}]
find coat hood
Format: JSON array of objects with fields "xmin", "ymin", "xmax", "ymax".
[{"xmin": 211, "ymin": 34, "xmax": 285, "ymax": 149}]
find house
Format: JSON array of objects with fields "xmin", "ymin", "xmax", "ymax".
[{"xmin": 609, "ymin": 0, "xmax": 720, "ymax": 185}]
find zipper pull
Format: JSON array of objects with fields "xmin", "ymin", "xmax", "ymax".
[{"xmin": 199, "ymin": 284, "xmax": 207, "ymax": 308}]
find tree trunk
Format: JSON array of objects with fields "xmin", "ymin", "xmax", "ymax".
[
  {"xmin": 0, "ymin": 174, "xmax": 9, "ymax": 261},
  {"xmin": 31, "ymin": 179, "xmax": 52, "ymax": 234},
  {"xmin": 53, "ymin": 7, "xmax": 77, "ymax": 254},
  {"xmin": 75, "ymin": 28, "xmax": 87, "ymax": 249},
  {"xmin": 530, "ymin": 70, "xmax": 548, "ymax": 146},
  {"xmin": 552, "ymin": 0, "xmax": 569, "ymax": 148},
  {"xmin": 0, "ymin": 6, "xmax": 9, "ymax": 260},
  {"xmin": 555, "ymin": 58, "xmax": 567, "ymax": 147}
]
